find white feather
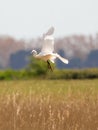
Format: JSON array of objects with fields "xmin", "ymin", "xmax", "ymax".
[
  {"xmin": 31, "ymin": 26, "xmax": 69, "ymax": 65},
  {"xmin": 41, "ymin": 35, "xmax": 54, "ymax": 54}
]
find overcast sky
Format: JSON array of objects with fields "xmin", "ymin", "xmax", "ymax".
[{"xmin": 0, "ymin": 0, "xmax": 98, "ymax": 39}]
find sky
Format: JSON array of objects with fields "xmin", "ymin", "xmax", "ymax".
[{"xmin": 0, "ymin": 0, "xmax": 98, "ymax": 39}]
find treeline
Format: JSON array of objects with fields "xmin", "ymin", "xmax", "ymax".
[
  {"xmin": 0, "ymin": 68, "xmax": 98, "ymax": 80},
  {"xmin": 0, "ymin": 33, "xmax": 98, "ymax": 69}
]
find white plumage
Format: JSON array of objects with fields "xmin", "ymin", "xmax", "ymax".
[{"xmin": 31, "ymin": 27, "xmax": 69, "ymax": 71}]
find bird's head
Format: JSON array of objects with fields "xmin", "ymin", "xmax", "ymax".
[{"xmin": 31, "ymin": 50, "xmax": 37, "ymax": 56}]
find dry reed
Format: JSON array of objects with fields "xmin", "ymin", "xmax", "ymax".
[{"xmin": 0, "ymin": 92, "xmax": 98, "ymax": 130}]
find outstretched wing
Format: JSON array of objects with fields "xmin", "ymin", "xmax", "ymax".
[
  {"xmin": 51, "ymin": 53, "xmax": 69, "ymax": 64},
  {"xmin": 56, "ymin": 54, "xmax": 69, "ymax": 64},
  {"xmin": 41, "ymin": 27, "xmax": 55, "ymax": 54},
  {"xmin": 41, "ymin": 35, "xmax": 54, "ymax": 54},
  {"xmin": 44, "ymin": 26, "xmax": 54, "ymax": 36}
]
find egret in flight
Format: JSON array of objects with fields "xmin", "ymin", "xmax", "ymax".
[{"xmin": 31, "ymin": 27, "xmax": 69, "ymax": 71}]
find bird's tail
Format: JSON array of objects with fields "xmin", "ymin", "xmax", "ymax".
[{"xmin": 56, "ymin": 54, "xmax": 69, "ymax": 64}]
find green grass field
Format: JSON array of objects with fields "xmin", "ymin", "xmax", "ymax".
[{"xmin": 0, "ymin": 79, "xmax": 98, "ymax": 130}]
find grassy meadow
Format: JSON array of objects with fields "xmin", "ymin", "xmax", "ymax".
[{"xmin": 0, "ymin": 79, "xmax": 98, "ymax": 130}]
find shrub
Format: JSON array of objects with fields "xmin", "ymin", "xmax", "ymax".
[{"xmin": 0, "ymin": 68, "xmax": 98, "ymax": 80}]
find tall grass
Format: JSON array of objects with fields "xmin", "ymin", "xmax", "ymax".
[{"xmin": 0, "ymin": 80, "xmax": 98, "ymax": 130}]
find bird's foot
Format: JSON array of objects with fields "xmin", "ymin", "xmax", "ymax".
[{"xmin": 47, "ymin": 60, "xmax": 53, "ymax": 72}]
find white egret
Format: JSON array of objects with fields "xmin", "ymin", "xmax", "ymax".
[{"xmin": 31, "ymin": 27, "xmax": 69, "ymax": 71}]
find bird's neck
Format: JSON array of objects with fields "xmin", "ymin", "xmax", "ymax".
[{"xmin": 33, "ymin": 50, "xmax": 37, "ymax": 57}]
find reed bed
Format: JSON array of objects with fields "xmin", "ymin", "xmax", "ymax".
[{"xmin": 0, "ymin": 79, "xmax": 98, "ymax": 130}]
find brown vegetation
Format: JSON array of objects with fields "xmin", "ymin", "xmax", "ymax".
[
  {"xmin": 0, "ymin": 80, "xmax": 98, "ymax": 130},
  {"xmin": 0, "ymin": 93, "xmax": 98, "ymax": 130}
]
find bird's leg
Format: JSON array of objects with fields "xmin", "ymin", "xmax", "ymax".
[{"xmin": 47, "ymin": 60, "xmax": 53, "ymax": 72}]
